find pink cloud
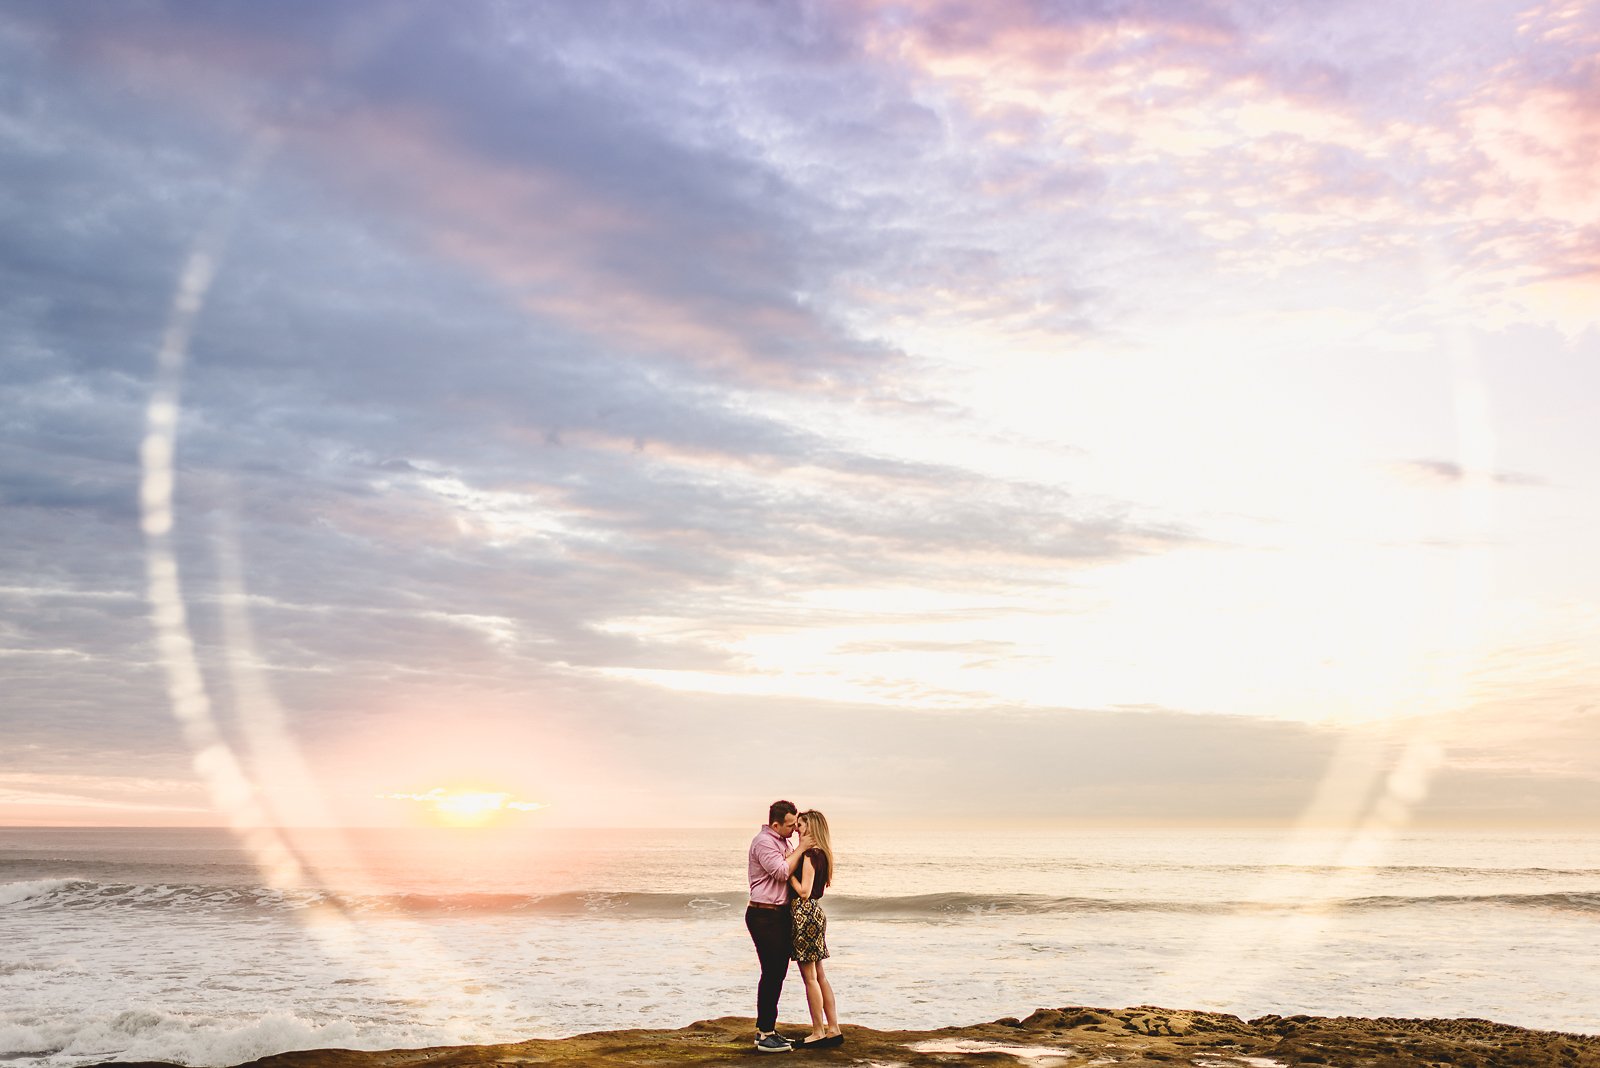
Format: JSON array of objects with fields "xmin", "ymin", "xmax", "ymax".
[
  {"xmin": 839, "ymin": 0, "xmax": 1600, "ymax": 335},
  {"xmin": 289, "ymin": 104, "xmax": 893, "ymax": 390},
  {"xmin": 861, "ymin": 0, "xmax": 1240, "ymax": 74}
]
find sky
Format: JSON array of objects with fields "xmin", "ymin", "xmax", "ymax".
[{"xmin": 2, "ymin": 0, "xmax": 1597, "ymax": 831}]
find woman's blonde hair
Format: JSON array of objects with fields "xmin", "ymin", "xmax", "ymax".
[{"xmin": 799, "ymin": 809, "xmax": 833, "ymax": 887}]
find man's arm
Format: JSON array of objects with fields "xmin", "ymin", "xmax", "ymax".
[
  {"xmin": 754, "ymin": 833, "xmax": 791, "ymax": 881},
  {"xmin": 754, "ymin": 833, "xmax": 812, "ymax": 881}
]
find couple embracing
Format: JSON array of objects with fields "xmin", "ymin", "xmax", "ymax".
[{"xmin": 745, "ymin": 800, "xmax": 842, "ymax": 1053}]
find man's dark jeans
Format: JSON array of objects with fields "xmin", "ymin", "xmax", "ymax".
[{"xmin": 745, "ymin": 904, "xmax": 792, "ymax": 1033}]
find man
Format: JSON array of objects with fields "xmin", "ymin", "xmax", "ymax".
[{"xmin": 746, "ymin": 799, "xmax": 811, "ymax": 1053}]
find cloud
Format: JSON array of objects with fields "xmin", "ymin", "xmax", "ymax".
[
  {"xmin": 0, "ymin": 176, "xmax": 1177, "ymax": 809},
  {"xmin": 0, "ymin": 5, "xmax": 1183, "ymax": 763},
  {"xmin": 5, "ymin": 2, "xmax": 904, "ymax": 390},
  {"xmin": 0, "ymin": 770, "xmax": 211, "ymax": 825},
  {"xmin": 1386, "ymin": 459, "xmax": 1547, "ymax": 487},
  {"xmin": 815, "ymin": 0, "xmax": 1600, "ymax": 344}
]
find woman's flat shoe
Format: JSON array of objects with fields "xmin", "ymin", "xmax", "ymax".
[{"xmin": 813, "ymin": 1035, "xmax": 844, "ymax": 1048}]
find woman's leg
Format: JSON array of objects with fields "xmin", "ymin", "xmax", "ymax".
[
  {"xmin": 814, "ymin": 959, "xmax": 839, "ymax": 1035},
  {"xmin": 798, "ymin": 961, "xmax": 826, "ymax": 1040}
]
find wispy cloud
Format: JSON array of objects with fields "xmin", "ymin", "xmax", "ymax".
[{"xmin": 1387, "ymin": 459, "xmax": 1546, "ymax": 487}]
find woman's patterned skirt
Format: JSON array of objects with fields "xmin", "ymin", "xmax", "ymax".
[{"xmin": 790, "ymin": 897, "xmax": 829, "ymax": 962}]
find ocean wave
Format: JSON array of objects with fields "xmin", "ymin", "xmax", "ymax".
[
  {"xmin": 1337, "ymin": 891, "xmax": 1600, "ymax": 912},
  {"xmin": 0, "ymin": 882, "xmax": 753, "ymax": 917},
  {"xmin": 0, "ymin": 957, "xmax": 77, "ymax": 977},
  {"xmin": 4, "ymin": 880, "xmax": 1597, "ymax": 918},
  {"xmin": 0, "ymin": 1006, "xmax": 452, "ymax": 1067},
  {"xmin": 0, "ymin": 879, "xmax": 83, "ymax": 908},
  {"xmin": 843, "ymin": 890, "xmax": 1600, "ymax": 917}
]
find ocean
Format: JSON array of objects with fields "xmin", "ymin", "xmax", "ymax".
[{"xmin": 3, "ymin": 825, "xmax": 1597, "ymax": 1066}]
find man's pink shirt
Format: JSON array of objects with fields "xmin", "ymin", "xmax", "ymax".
[{"xmin": 747, "ymin": 824, "xmax": 792, "ymax": 905}]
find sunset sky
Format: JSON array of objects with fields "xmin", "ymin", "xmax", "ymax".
[{"xmin": 3, "ymin": 0, "xmax": 1597, "ymax": 830}]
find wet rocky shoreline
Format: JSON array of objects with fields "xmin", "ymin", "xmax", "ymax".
[{"xmin": 94, "ymin": 1005, "xmax": 1600, "ymax": 1068}]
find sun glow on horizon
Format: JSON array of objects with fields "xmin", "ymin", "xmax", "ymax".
[{"xmin": 379, "ymin": 787, "xmax": 547, "ymax": 827}]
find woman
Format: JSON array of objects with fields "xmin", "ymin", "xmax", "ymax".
[{"xmin": 788, "ymin": 809, "xmax": 842, "ymax": 1048}]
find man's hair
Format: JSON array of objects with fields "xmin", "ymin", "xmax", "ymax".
[{"xmin": 768, "ymin": 799, "xmax": 798, "ymax": 825}]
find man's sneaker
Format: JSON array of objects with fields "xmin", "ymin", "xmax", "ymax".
[{"xmin": 754, "ymin": 1032, "xmax": 792, "ymax": 1053}]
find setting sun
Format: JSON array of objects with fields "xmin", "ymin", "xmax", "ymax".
[{"xmin": 379, "ymin": 787, "xmax": 546, "ymax": 827}]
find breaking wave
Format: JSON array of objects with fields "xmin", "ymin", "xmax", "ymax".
[{"xmin": 4, "ymin": 880, "xmax": 1597, "ymax": 918}]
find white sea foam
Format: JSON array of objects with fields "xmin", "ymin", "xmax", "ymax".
[
  {"xmin": 0, "ymin": 957, "xmax": 75, "ymax": 977},
  {"xmin": 0, "ymin": 879, "xmax": 80, "ymax": 907},
  {"xmin": 4, "ymin": 827, "xmax": 1599, "ymax": 1067},
  {"xmin": 2, "ymin": 1007, "xmax": 462, "ymax": 1068}
]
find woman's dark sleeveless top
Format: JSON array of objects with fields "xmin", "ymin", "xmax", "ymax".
[{"xmin": 802, "ymin": 848, "xmax": 830, "ymax": 901}]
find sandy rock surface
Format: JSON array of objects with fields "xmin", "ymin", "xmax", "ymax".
[{"xmin": 94, "ymin": 1007, "xmax": 1600, "ymax": 1068}]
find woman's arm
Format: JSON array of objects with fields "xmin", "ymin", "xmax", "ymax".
[{"xmin": 793, "ymin": 855, "xmax": 816, "ymax": 900}]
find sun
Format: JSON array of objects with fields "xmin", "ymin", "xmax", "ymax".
[
  {"xmin": 433, "ymin": 791, "xmax": 509, "ymax": 825},
  {"xmin": 379, "ymin": 786, "xmax": 546, "ymax": 827}
]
